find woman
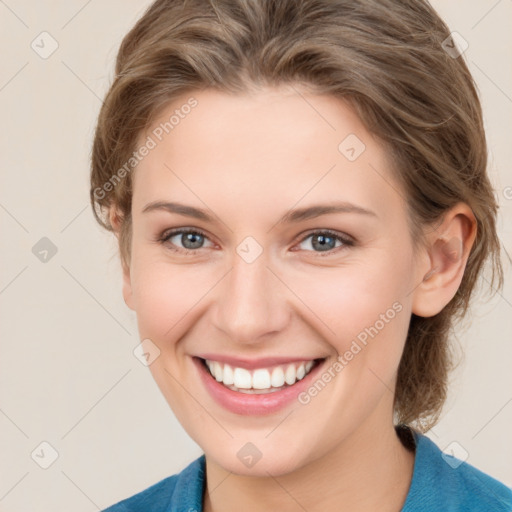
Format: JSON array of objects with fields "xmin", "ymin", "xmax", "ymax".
[{"xmin": 90, "ymin": 0, "xmax": 512, "ymax": 510}]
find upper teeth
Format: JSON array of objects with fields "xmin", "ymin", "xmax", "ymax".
[{"xmin": 205, "ymin": 359, "xmax": 315, "ymax": 389}]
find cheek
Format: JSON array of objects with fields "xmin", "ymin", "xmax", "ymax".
[
  {"xmin": 295, "ymin": 259, "xmax": 409, "ymax": 338},
  {"xmin": 130, "ymin": 255, "xmax": 208, "ymax": 343},
  {"xmin": 288, "ymin": 253, "xmax": 412, "ymax": 386}
]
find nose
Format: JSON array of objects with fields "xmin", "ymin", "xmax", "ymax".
[{"xmin": 211, "ymin": 249, "xmax": 291, "ymax": 345}]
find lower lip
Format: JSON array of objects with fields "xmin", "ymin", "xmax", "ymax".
[{"xmin": 193, "ymin": 356, "xmax": 327, "ymax": 415}]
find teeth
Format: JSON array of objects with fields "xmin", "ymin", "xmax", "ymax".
[
  {"xmin": 213, "ymin": 361, "xmax": 223, "ymax": 382},
  {"xmin": 252, "ymin": 368, "xmax": 271, "ymax": 389},
  {"xmin": 271, "ymin": 366, "xmax": 285, "ymax": 387},
  {"xmin": 204, "ymin": 358, "xmax": 318, "ymax": 392},
  {"xmin": 222, "ymin": 363, "xmax": 234, "ymax": 385},
  {"xmin": 233, "ymin": 367, "xmax": 252, "ymax": 389},
  {"xmin": 285, "ymin": 364, "xmax": 297, "ymax": 385}
]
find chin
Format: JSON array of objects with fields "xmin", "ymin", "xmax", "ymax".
[{"xmin": 204, "ymin": 440, "xmax": 311, "ymax": 478}]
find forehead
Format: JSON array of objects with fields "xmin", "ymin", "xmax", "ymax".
[{"xmin": 132, "ymin": 86, "xmax": 404, "ymax": 225}]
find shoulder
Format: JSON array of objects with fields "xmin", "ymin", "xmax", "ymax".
[
  {"xmin": 101, "ymin": 454, "xmax": 206, "ymax": 512},
  {"xmin": 402, "ymin": 429, "xmax": 512, "ymax": 511},
  {"xmin": 101, "ymin": 474, "xmax": 179, "ymax": 512}
]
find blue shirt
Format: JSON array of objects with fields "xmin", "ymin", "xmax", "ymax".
[{"xmin": 102, "ymin": 428, "xmax": 512, "ymax": 511}]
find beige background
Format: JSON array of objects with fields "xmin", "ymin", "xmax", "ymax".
[{"xmin": 0, "ymin": 1, "xmax": 511, "ymax": 510}]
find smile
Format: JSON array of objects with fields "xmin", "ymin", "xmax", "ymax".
[
  {"xmin": 203, "ymin": 359, "xmax": 317, "ymax": 394},
  {"xmin": 193, "ymin": 356, "xmax": 327, "ymax": 415}
]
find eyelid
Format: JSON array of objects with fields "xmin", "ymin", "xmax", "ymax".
[{"xmin": 295, "ymin": 228, "xmax": 354, "ymax": 245}]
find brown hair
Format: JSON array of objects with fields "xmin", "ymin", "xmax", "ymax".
[{"xmin": 90, "ymin": 0, "xmax": 504, "ymax": 431}]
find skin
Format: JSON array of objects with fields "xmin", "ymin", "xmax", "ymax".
[{"xmin": 110, "ymin": 85, "xmax": 476, "ymax": 512}]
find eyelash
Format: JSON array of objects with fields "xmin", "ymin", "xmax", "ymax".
[{"xmin": 156, "ymin": 228, "xmax": 355, "ymax": 257}]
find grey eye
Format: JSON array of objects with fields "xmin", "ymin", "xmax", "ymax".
[
  {"xmin": 298, "ymin": 233, "xmax": 344, "ymax": 252},
  {"xmin": 163, "ymin": 230, "xmax": 214, "ymax": 252}
]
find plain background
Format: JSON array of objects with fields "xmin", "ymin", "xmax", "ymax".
[{"xmin": 0, "ymin": 1, "xmax": 511, "ymax": 510}]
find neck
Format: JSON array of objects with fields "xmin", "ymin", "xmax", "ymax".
[{"xmin": 203, "ymin": 407, "xmax": 415, "ymax": 512}]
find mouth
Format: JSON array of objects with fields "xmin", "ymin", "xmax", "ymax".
[
  {"xmin": 192, "ymin": 355, "xmax": 328, "ymax": 415},
  {"xmin": 199, "ymin": 357, "xmax": 324, "ymax": 394}
]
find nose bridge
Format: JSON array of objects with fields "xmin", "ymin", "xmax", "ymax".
[{"xmin": 213, "ymin": 247, "xmax": 289, "ymax": 343}]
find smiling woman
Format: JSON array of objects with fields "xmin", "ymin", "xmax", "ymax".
[{"xmin": 90, "ymin": 0, "xmax": 511, "ymax": 511}]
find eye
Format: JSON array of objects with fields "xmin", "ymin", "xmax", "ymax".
[
  {"xmin": 158, "ymin": 228, "xmax": 215, "ymax": 254},
  {"xmin": 294, "ymin": 230, "xmax": 354, "ymax": 256},
  {"xmin": 157, "ymin": 228, "xmax": 354, "ymax": 256}
]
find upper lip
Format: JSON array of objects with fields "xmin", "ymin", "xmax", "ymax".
[{"xmin": 194, "ymin": 354, "xmax": 326, "ymax": 370}]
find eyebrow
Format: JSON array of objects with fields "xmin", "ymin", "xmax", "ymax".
[{"xmin": 141, "ymin": 201, "xmax": 377, "ymax": 223}]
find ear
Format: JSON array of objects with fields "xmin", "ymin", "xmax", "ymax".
[
  {"xmin": 411, "ymin": 203, "xmax": 477, "ymax": 317},
  {"xmin": 109, "ymin": 207, "xmax": 135, "ymax": 311}
]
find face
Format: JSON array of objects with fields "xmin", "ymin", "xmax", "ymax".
[{"xmin": 121, "ymin": 85, "xmax": 427, "ymax": 476}]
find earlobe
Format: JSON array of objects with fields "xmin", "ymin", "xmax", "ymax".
[
  {"xmin": 109, "ymin": 207, "xmax": 135, "ymax": 311},
  {"xmin": 412, "ymin": 204, "xmax": 477, "ymax": 317},
  {"xmin": 122, "ymin": 262, "xmax": 135, "ymax": 311},
  {"xmin": 109, "ymin": 207, "xmax": 123, "ymax": 234}
]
